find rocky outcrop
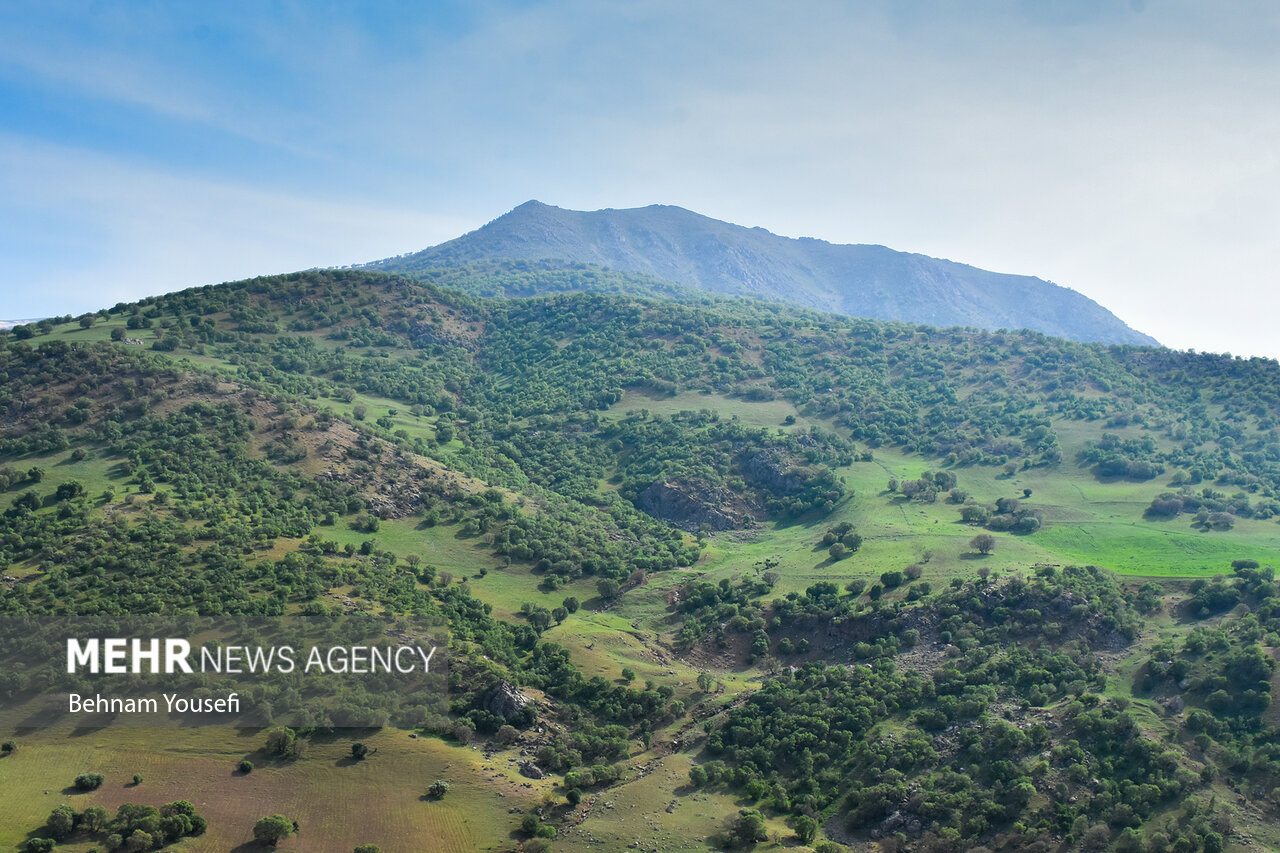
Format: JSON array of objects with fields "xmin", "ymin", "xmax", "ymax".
[
  {"xmin": 485, "ymin": 681, "xmax": 532, "ymax": 722},
  {"xmin": 742, "ymin": 448, "xmax": 809, "ymax": 496},
  {"xmin": 635, "ymin": 479, "xmax": 757, "ymax": 531}
]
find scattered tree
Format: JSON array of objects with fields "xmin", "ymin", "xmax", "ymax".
[
  {"xmin": 970, "ymin": 533, "xmax": 996, "ymax": 555},
  {"xmin": 74, "ymin": 772, "xmax": 104, "ymax": 791},
  {"xmin": 252, "ymin": 815, "xmax": 294, "ymax": 846}
]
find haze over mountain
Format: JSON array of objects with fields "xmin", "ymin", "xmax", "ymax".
[{"xmin": 369, "ymin": 201, "xmax": 1158, "ymax": 346}]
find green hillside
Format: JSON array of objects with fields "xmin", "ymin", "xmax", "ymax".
[{"xmin": 1, "ymin": 269, "xmax": 1278, "ymax": 852}]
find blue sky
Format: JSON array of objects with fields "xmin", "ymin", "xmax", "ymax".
[{"xmin": 3, "ymin": 1, "xmax": 1279, "ymax": 357}]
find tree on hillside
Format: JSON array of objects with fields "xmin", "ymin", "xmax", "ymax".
[
  {"xmin": 792, "ymin": 814, "xmax": 818, "ymax": 844},
  {"xmin": 970, "ymin": 533, "xmax": 996, "ymax": 555}
]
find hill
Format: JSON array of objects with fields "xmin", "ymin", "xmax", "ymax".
[
  {"xmin": 368, "ymin": 200, "xmax": 1158, "ymax": 346},
  {"xmin": 1, "ymin": 271, "xmax": 1278, "ymax": 852}
]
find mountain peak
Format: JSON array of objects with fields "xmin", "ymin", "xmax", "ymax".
[{"xmin": 371, "ymin": 203, "xmax": 1158, "ymax": 346}]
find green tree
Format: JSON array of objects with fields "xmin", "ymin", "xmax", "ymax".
[
  {"xmin": 74, "ymin": 772, "xmax": 104, "ymax": 790},
  {"xmin": 792, "ymin": 814, "xmax": 818, "ymax": 844},
  {"xmin": 124, "ymin": 830, "xmax": 153, "ymax": 853},
  {"xmin": 46, "ymin": 806, "xmax": 76, "ymax": 840},
  {"xmin": 731, "ymin": 809, "xmax": 768, "ymax": 846},
  {"xmin": 252, "ymin": 815, "xmax": 294, "ymax": 846},
  {"xmin": 264, "ymin": 727, "xmax": 298, "ymax": 758},
  {"xmin": 82, "ymin": 806, "xmax": 109, "ymax": 832},
  {"xmin": 970, "ymin": 533, "xmax": 996, "ymax": 555}
]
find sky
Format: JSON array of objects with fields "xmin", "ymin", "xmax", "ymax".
[{"xmin": 2, "ymin": 0, "xmax": 1279, "ymax": 358}]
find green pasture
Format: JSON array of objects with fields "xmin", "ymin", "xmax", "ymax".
[{"xmin": 0, "ymin": 726, "xmax": 533, "ymax": 853}]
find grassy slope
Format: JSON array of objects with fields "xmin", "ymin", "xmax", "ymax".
[
  {"xmin": 11, "ymin": 310, "xmax": 1280, "ymax": 852},
  {"xmin": 0, "ymin": 728, "xmax": 539, "ymax": 853}
]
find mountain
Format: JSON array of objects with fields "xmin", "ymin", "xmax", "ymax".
[{"xmin": 369, "ymin": 200, "xmax": 1158, "ymax": 346}]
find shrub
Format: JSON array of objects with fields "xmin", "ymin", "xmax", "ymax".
[
  {"xmin": 252, "ymin": 815, "xmax": 294, "ymax": 846},
  {"xmin": 74, "ymin": 772, "xmax": 104, "ymax": 791},
  {"xmin": 239, "ymin": 760, "xmax": 254, "ymax": 773}
]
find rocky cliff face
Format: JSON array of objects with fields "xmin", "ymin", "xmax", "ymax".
[
  {"xmin": 635, "ymin": 479, "xmax": 758, "ymax": 531},
  {"xmin": 742, "ymin": 448, "xmax": 810, "ymax": 496}
]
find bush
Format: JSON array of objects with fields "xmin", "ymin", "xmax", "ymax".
[
  {"xmin": 428, "ymin": 779, "xmax": 450, "ymax": 799},
  {"xmin": 74, "ymin": 772, "xmax": 104, "ymax": 790},
  {"xmin": 252, "ymin": 815, "xmax": 294, "ymax": 846},
  {"xmin": 239, "ymin": 760, "xmax": 254, "ymax": 773}
]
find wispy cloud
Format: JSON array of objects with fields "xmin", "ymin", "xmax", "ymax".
[
  {"xmin": 1, "ymin": 1, "xmax": 1279, "ymax": 356},
  {"xmin": 0, "ymin": 135, "xmax": 472, "ymax": 317}
]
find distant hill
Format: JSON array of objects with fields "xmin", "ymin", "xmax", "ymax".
[{"xmin": 368, "ymin": 200, "xmax": 1158, "ymax": 346}]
